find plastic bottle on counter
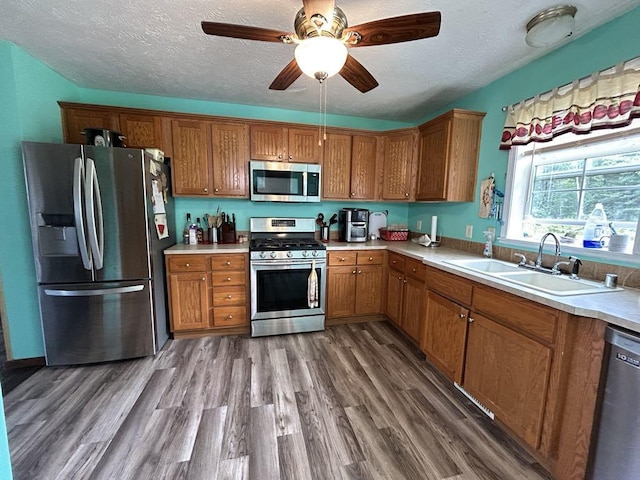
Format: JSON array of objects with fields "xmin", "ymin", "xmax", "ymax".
[
  {"xmin": 583, "ymin": 203, "xmax": 607, "ymax": 248},
  {"xmin": 183, "ymin": 213, "xmax": 191, "ymax": 244},
  {"xmin": 188, "ymin": 216, "xmax": 198, "ymax": 245}
]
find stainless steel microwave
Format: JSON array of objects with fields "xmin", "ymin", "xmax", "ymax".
[{"xmin": 249, "ymin": 161, "xmax": 321, "ymax": 202}]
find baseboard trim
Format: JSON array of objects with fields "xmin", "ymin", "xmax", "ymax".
[{"xmin": 4, "ymin": 356, "xmax": 46, "ymax": 369}]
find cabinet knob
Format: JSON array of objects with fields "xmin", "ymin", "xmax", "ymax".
[
  {"xmin": 404, "ymin": 192, "xmax": 409, "ymax": 197},
  {"xmin": 412, "ymin": 268, "xmax": 417, "ymax": 272},
  {"xmin": 397, "ymin": 276, "xmax": 403, "ymax": 281},
  {"xmin": 352, "ymin": 270, "xmax": 357, "ymax": 274},
  {"xmin": 403, "ymin": 279, "xmax": 407, "ymax": 284},
  {"xmin": 288, "ymin": 155, "xmax": 293, "ymax": 160},
  {"xmin": 392, "ymin": 260, "xmax": 397, "ymax": 265},
  {"xmin": 340, "ymin": 257, "xmax": 346, "ymax": 262},
  {"xmin": 369, "ymin": 257, "xmax": 373, "ymax": 261},
  {"xmin": 215, "ymin": 188, "xmax": 219, "ymax": 193},
  {"xmin": 227, "ymin": 315, "xmax": 233, "ymax": 320},
  {"xmin": 351, "ymin": 192, "xmax": 355, "ymax": 197},
  {"xmin": 185, "ymin": 263, "xmax": 190, "ymax": 267},
  {"xmin": 459, "ymin": 313, "xmax": 466, "ymax": 319},
  {"xmin": 201, "ymin": 277, "xmax": 206, "ymax": 281},
  {"xmin": 227, "ymin": 294, "xmax": 232, "ymax": 299},
  {"xmin": 204, "ymin": 188, "xmax": 208, "ymax": 192},
  {"xmin": 226, "ymin": 261, "xmax": 231, "ymax": 266},
  {"xmin": 468, "ymin": 317, "xmax": 475, "ymax": 324},
  {"xmin": 358, "ymin": 270, "xmax": 362, "ymax": 274},
  {"xmin": 278, "ymin": 154, "xmax": 283, "ymax": 159},
  {"xmin": 226, "ymin": 277, "xmax": 232, "ymax": 281}
]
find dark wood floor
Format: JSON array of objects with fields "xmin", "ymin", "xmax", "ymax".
[{"xmin": 4, "ymin": 321, "xmax": 552, "ymax": 480}]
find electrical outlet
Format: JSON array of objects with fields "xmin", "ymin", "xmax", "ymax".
[
  {"xmin": 487, "ymin": 227, "xmax": 496, "ymax": 236},
  {"xmin": 465, "ymin": 225, "xmax": 473, "ymax": 238},
  {"xmin": 416, "ymin": 220, "xmax": 422, "ymax": 230}
]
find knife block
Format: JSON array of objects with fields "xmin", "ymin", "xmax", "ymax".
[{"xmin": 219, "ymin": 222, "xmax": 236, "ymax": 244}]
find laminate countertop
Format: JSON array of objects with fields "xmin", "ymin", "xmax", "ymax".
[{"xmin": 165, "ymin": 240, "xmax": 640, "ymax": 333}]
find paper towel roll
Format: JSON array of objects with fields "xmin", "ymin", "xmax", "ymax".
[{"xmin": 431, "ymin": 216, "xmax": 438, "ymax": 241}]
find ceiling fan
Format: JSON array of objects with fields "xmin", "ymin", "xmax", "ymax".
[{"xmin": 201, "ymin": 0, "xmax": 441, "ymax": 93}]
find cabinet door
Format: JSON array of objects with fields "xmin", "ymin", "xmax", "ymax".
[
  {"xmin": 464, "ymin": 313, "xmax": 552, "ymax": 448},
  {"xmin": 355, "ymin": 265, "xmax": 383, "ymax": 315},
  {"xmin": 401, "ymin": 275, "xmax": 425, "ymax": 342},
  {"xmin": 62, "ymin": 108, "xmax": 120, "ymax": 145},
  {"xmin": 171, "ymin": 120, "xmax": 211, "ymax": 196},
  {"xmin": 422, "ymin": 291, "xmax": 468, "ymax": 384},
  {"xmin": 382, "ymin": 132, "xmax": 416, "ymax": 200},
  {"xmin": 385, "ymin": 269, "xmax": 404, "ymax": 324},
  {"xmin": 211, "ymin": 122, "xmax": 249, "ymax": 197},
  {"xmin": 119, "ymin": 113, "xmax": 163, "ymax": 149},
  {"xmin": 322, "ymin": 133, "xmax": 352, "ymax": 199},
  {"xmin": 350, "ymin": 135, "xmax": 378, "ymax": 200},
  {"xmin": 289, "ymin": 127, "xmax": 322, "ymax": 163},
  {"xmin": 326, "ymin": 266, "xmax": 357, "ymax": 318},
  {"xmin": 169, "ymin": 272, "xmax": 210, "ymax": 331},
  {"xmin": 250, "ymin": 124, "xmax": 286, "ymax": 161},
  {"xmin": 416, "ymin": 116, "xmax": 449, "ymax": 201}
]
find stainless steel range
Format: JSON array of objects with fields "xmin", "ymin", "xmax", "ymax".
[{"xmin": 249, "ymin": 217, "xmax": 326, "ymax": 337}]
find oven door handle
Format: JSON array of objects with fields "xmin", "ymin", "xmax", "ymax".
[{"xmin": 251, "ymin": 259, "xmax": 326, "ymax": 267}]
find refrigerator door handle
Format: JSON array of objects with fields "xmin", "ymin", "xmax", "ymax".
[
  {"xmin": 85, "ymin": 158, "xmax": 105, "ymax": 270},
  {"xmin": 43, "ymin": 285, "xmax": 145, "ymax": 297},
  {"xmin": 73, "ymin": 157, "xmax": 92, "ymax": 270}
]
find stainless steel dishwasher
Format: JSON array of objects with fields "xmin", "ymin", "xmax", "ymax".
[{"xmin": 588, "ymin": 326, "xmax": 640, "ymax": 479}]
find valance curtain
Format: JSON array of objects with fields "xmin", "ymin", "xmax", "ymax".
[{"xmin": 500, "ymin": 56, "xmax": 640, "ymax": 150}]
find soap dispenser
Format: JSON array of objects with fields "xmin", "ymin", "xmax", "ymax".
[{"xmin": 483, "ymin": 230, "xmax": 494, "ymax": 258}]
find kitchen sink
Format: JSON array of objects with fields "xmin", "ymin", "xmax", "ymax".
[
  {"xmin": 444, "ymin": 258, "xmax": 622, "ymax": 296},
  {"xmin": 444, "ymin": 258, "xmax": 520, "ymax": 274}
]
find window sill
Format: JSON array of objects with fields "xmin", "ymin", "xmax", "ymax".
[{"xmin": 498, "ymin": 237, "xmax": 640, "ymax": 266}]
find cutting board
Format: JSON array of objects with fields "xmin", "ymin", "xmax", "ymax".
[{"xmin": 368, "ymin": 211, "xmax": 388, "ymax": 239}]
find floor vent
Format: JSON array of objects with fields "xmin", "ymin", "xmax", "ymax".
[{"xmin": 454, "ymin": 382, "xmax": 495, "ymax": 420}]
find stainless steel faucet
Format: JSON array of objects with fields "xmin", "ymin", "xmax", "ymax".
[{"xmin": 536, "ymin": 232, "xmax": 561, "ymax": 269}]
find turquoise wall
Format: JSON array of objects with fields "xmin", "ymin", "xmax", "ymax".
[{"xmin": 409, "ymin": 7, "xmax": 640, "ymax": 255}]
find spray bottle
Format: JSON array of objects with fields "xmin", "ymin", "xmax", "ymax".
[{"xmin": 483, "ymin": 230, "xmax": 494, "ymax": 258}]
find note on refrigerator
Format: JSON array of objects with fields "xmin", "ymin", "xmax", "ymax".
[{"xmin": 154, "ymin": 214, "xmax": 169, "ymax": 239}]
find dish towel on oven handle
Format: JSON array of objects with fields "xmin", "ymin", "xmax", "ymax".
[{"xmin": 308, "ymin": 259, "xmax": 318, "ymax": 308}]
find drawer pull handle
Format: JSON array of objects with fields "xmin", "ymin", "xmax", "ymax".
[
  {"xmin": 340, "ymin": 257, "xmax": 346, "ymax": 262},
  {"xmin": 227, "ymin": 294, "xmax": 232, "ymax": 299},
  {"xmin": 185, "ymin": 263, "xmax": 190, "ymax": 267},
  {"xmin": 226, "ymin": 261, "xmax": 231, "ymax": 266},
  {"xmin": 227, "ymin": 315, "xmax": 233, "ymax": 320},
  {"xmin": 369, "ymin": 257, "xmax": 373, "ymax": 261}
]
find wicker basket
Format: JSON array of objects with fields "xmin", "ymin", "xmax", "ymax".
[{"xmin": 379, "ymin": 228, "xmax": 409, "ymax": 241}]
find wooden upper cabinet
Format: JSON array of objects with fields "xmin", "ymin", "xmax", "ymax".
[
  {"xmin": 322, "ymin": 133, "xmax": 352, "ymax": 199},
  {"xmin": 382, "ymin": 131, "xmax": 417, "ymax": 201},
  {"xmin": 350, "ymin": 135, "xmax": 378, "ymax": 200},
  {"xmin": 118, "ymin": 113, "xmax": 164, "ymax": 149},
  {"xmin": 250, "ymin": 124, "xmax": 286, "ymax": 161},
  {"xmin": 171, "ymin": 119, "xmax": 211, "ymax": 196},
  {"xmin": 288, "ymin": 127, "xmax": 322, "ymax": 163},
  {"xmin": 60, "ymin": 105, "xmax": 120, "ymax": 145},
  {"xmin": 210, "ymin": 122, "xmax": 249, "ymax": 197},
  {"xmin": 250, "ymin": 124, "xmax": 321, "ymax": 163},
  {"xmin": 416, "ymin": 109, "xmax": 485, "ymax": 202}
]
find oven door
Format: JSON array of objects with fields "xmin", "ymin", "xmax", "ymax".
[{"xmin": 250, "ymin": 258, "xmax": 326, "ymax": 321}]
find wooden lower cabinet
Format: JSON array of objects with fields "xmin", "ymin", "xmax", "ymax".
[
  {"xmin": 166, "ymin": 253, "xmax": 249, "ymax": 335},
  {"xmin": 327, "ymin": 250, "xmax": 384, "ymax": 319},
  {"xmin": 464, "ymin": 312, "xmax": 552, "ymax": 448},
  {"xmin": 422, "ymin": 291, "xmax": 469, "ymax": 384},
  {"xmin": 385, "ymin": 252, "xmax": 426, "ymax": 343}
]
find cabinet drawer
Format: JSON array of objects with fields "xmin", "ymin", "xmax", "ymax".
[
  {"xmin": 212, "ymin": 271, "xmax": 246, "ymax": 286},
  {"xmin": 388, "ymin": 252, "xmax": 406, "ymax": 271},
  {"xmin": 357, "ymin": 251, "xmax": 385, "ymax": 265},
  {"xmin": 405, "ymin": 258, "xmax": 426, "ymax": 282},
  {"xmin": 472, "ymin": 286, "xmax": 557, "ymax": 343},
  {"xmin": 213, "ymin": 306, "xmax": 247, "ymax": 327},
  {"xmin": 167, "ymin": 255, "xmax": 207, "ymax": 273},
  {"xmin": 328, "ymin": 252, "xmax": 358, "ymax": 266},
  {"xmin": 210, "ymin": 254, "xmax": 246, "ymax": 271},
  {"xmin": 426, "ymin": 267, "xmax": 473, "ymax": 306},
  {"xmin": 212, "ymin": 286, "xmax": 246, "ymax": 307}
]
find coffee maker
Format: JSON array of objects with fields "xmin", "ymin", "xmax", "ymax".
[{"xmin": 338, "ymin": 208, "xmax": 369, "ymax": 242}]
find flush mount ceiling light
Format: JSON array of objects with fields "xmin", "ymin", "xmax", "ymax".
[
  {"xmin": 525, "ymin": 5, "xmax": 577, "ymax": 48},
  {"xmin": 294, "ymin": 36, "xmax": 348, "ymax": 82}
]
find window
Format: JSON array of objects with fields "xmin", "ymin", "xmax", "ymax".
[{"xmin": 503, "ymin": 123, "xmax": 640, "ymax": 257}]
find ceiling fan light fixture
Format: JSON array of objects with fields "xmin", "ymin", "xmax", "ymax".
[
  {"xmin": 294, "ymin": 36, "xmax": 348, "ymax": 80},
  {"xmin": 525, "ymin": 5, "xmax": 577, "ymax": 48}
]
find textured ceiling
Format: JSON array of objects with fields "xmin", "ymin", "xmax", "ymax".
[{"xmin": 1, "ymin": 0, "xmax": 639, "ymax": 123}]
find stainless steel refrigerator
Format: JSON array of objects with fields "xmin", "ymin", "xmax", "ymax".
[{"xmin": 22, "ymin": 142, "xmax": 176, "ymax": 366}]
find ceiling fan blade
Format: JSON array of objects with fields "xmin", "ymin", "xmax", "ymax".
[
  {"xmin": 269, "ymin": 59, "xmax": 303, "ymax": 90},
  {"xmin": 201, "ymin": 21, "xmax": 290, "ymax": 42},
  {"xmin": 339, "ymin": 55, "xmax": 379, "ymax": 93},
  {"xmin": 303, "ymin": 0, "xmax": 336, "ymax": 27},
  {"xmin": 345, "ymin": 12, "xmax": 441, "ymax": 47}
]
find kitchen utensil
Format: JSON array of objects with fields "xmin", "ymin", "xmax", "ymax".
[
  {"xmin": 329, "ymin": 213, "xmax": 338, "ymax": 226},
  {"xmin": 316, "ymin": 213, "xmax": 324, "ymax": 227},
  {"xmin": 368, "ymin": 211, "xmax": 388, "ymax": 239}
]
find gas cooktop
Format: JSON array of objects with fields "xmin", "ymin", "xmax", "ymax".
[{"xmin": 249, "ymin": 238, "xmax": 325, "ymax": 252}]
